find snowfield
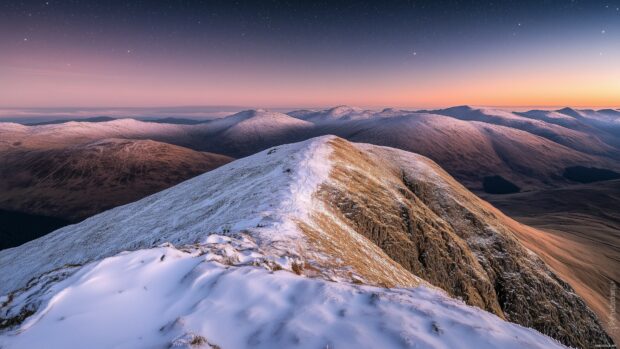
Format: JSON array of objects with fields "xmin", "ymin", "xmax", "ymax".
[
  {"xmin": 0, "ymin": 135, "xmax": 576, "ymax": 348},
  {"xmin": 0, "ymin": 238, "xmax": 566, "ymax": 349}
]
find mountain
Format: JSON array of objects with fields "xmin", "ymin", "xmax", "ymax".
[
  {"xmin": 3, "ymin": 106, "xmax": 619, "ymax": 194},
  {"xmin": 142, "ymin": 117, "xmax": 210, "ymax": 125},
  {"xmin": 432, "ymin": 106, "xmax": 618, "ymax": 157},
  {"xmin": 24, "ymin": 116, "xmax": 211, "ymax": 126},
  {"xmin": 485, "ymin": 179, "xmax": 620, "ymax": 343},
  {"xmin": 190, "ymin": 109, "xmax": 314, "ymax": 156},
  {"xmin": 519, "ymin": 108, "xmax": 620, "ymax": 149},
  {"xmin": 307, "ymin": 112, "xmax": 617, "ymax": 191},
  {"xmin": 0, "ymin": 119, "xmax": 190, "ymax": 151},
  {"xmin": 0, "ymin": 138, "xmax": 232, "ymax": 224},
  {"xmin": 0, "ymin": 110, "xmax": 313, "ymax": 158},
  {"xmin": 26, "ymin": 116, "xmax": 117, "ymax": 126},
  {"xmin": 288, "ymin": 105, "xmax": 376, "ymax": 122},
  {"xmin": 0, "ymin": 136, "xmax": 612, "ymax": 348}
]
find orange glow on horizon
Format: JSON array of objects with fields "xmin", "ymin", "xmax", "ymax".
[{"xmin": 1, "ymin": 43, "xmax": 618, "ymax": 109}]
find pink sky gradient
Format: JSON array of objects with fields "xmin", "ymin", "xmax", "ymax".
[{"xmin": 2, "ymin": 35, "xmax": 619, "ymax": 109}]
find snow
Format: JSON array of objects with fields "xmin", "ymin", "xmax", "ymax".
[
  {"xmin": 0, "ymin": 136, "xmax": 334, "ymax": 295},
  {"xmin": 524, "ymin": 110, "xmax": 578, "ymax": 121},
  {"xmin": 0, "ymin": 135, "xmax": 575, "ymax": 348},
  {"xmin": 206, "ymin": 109, "xmax": 313, "ymax": 132},
  {"xmin": 0, "ymin": 122, "xmax": 28, "ymax": 131},
  {"xmin": 0, "ymin": 241, "xmax": 567, "ymax": 349},
  {"xmin": 288, "ymin": 105, "xmax": 377, "ymax": 123},
  {"xmin": 31, "ymin": 118, "xmax": 186, "ymax": 138}
]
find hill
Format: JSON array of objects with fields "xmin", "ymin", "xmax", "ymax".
[
  {"xmin": 0, "ymin": 138, "xmax": 232, "ymax": 223},
  {"xmin": 0, "ymin": 136, "xmax": 612, "ymax": 348}
]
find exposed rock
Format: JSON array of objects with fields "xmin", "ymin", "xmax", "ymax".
[{"xmin": 312, "ymin": 138, "xmax": 613, "ymax": 348}]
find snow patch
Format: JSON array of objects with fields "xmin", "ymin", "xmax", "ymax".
[{"xmin": 0, "ymin": 245, "xmax": 567, "ymax": 349}]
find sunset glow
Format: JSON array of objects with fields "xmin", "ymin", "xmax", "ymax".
[{"xmin": 1, "ymin": 1, "xmax": 619, "ymax": 109}]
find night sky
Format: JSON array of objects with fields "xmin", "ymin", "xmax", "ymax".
[{"xmin": 1, "ymin": 0, "xmax": 619, "ymax": 108}]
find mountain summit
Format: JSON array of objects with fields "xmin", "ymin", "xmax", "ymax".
[{"xmin": 0, "ymin": 136, "xmax": 613, "ymax": 348}]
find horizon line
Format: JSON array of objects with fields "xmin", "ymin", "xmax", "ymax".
[{"xmin": 0, "ymin": 104, "xmax": 619, "ymax": 111}]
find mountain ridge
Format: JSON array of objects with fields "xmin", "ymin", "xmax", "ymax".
[{"xmin": 0, "ymin": 136, "xmax": 613, "ymax": 348}]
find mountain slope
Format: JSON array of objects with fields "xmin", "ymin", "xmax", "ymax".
[
  {"xmin": 0, "ymin": 118, "xmax": 190, "ymax": 151},
  {"xmin": 317, "ymin": 113, "xmax": 614, "ymax": 191},
  {"xmin": 0, "ymin": 138, "xmax": 232, "ymax": 222},
  {"xmin": 0, "ymin": 136, "xmax": 612, "ymax": 348},
  {"xmin": 0, "ymin": 110, "xmax": 314, "ymax": 158},
  {"xmin": 288, "ymin": 105, "xmax": 376, "ymax": 122},
  {"xmin": 519, "ymin": 108, "xmax": 620, "ymax": 149},
  {"xmin": 486, "ymin": 180, "xmax": 620, "ymax": 343},
  {"xmin": 433, "ymin": 106, "xmax": 618, "ymax": 157},
  {"xmin": 191, "ymin": 109, "xmax": 314, "ymax": 156}
]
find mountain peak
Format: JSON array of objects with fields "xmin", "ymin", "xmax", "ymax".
[
  {"xmin": 556, "ymin": 107, "xmax": 582, "ymax": 118},
  {"xmin": 225, "ymin": 109, "xmax": 298, "ymax": 121},
  {"xmin": 0, "ymin": 136, "xmax": 611, "ymax": 348},
  {"xmin": 443, "ymin": 105, "xmax": 476, "ymax": 112},
  {"xmin": 327, "ymin": 105, "xmax": 362, "ymax": 114},
  {"xmin": 291, "ymin": 105, "xmax": 373, "ymax": 122}
]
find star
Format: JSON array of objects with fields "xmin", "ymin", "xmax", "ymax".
[
  {"xmin": 127, "ymin": 49, "xmax": 132, "ymax": 53},
  {"xmin": 601, "ymin": 29, "xmax": 606, "ymax": 34},
  {"xmin": 412, "ymin": 51, "xmax": 417, "ymax": 56},
  {"xmin": 23, "ymin": 37, "xmax": 28, "ymax": 41}
]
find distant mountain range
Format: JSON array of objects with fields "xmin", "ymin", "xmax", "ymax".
[
  {"xmin": 25, "ymin": 116, "xmax": 212, "ymax": 126},
  {"xmin": 0, "ymin": 106, "xmax": 620, "ymax": 348},
  {"xmin": 3, "ymin": 106, "xmax": 619, "ymax": 192}
]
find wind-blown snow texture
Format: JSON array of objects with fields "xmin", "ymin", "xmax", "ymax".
[
  {"xmin": 0, "ymin": 240, "xmax": 566, "ymax": 349},
  {"xmin": 0, "ymin": 136, "xmax": 570, "ymax": 348}
]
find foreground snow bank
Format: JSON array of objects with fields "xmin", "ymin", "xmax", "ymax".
[{"xmin": 0, "ymin": 242, "xmax": 566, "ymax": 349}]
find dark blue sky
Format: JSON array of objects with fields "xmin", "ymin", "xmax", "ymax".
[{"xmin": 1, "ymin": 0, "xmax": 618, "ymax": 108}]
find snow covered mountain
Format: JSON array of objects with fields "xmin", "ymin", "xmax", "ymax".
[
  {"xmin": 3, "ymin": 106, "xmax": 619, "ymax": 193},
  {"xmin": 0, "ymin": 118, "xmax": 190, "ymax": 151},
  {"xmin": 432, "ymin": 106, "xmax": 618, "ymax": 157},
  {"xmin": 518, "ymin": 107, "xmax": 620, "ymax": 149},
  {"xmin": 0, "ymin": 136, "xmax": 612, "ymax": 348},
  {"xmin": 312, "ymin": 111, "xmax": 617, "ymax": 191},
  {"xmin": 190, "ymin": 109, "xmax": 314, "ymax": 156},
  {"xmin": 288, "ymin": 105, "xmax": 376, "ymax": 122}
]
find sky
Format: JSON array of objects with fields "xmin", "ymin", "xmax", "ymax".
[{"xmin": 1, "ymin": 0, "xmax": 619, "ymax": 109}]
